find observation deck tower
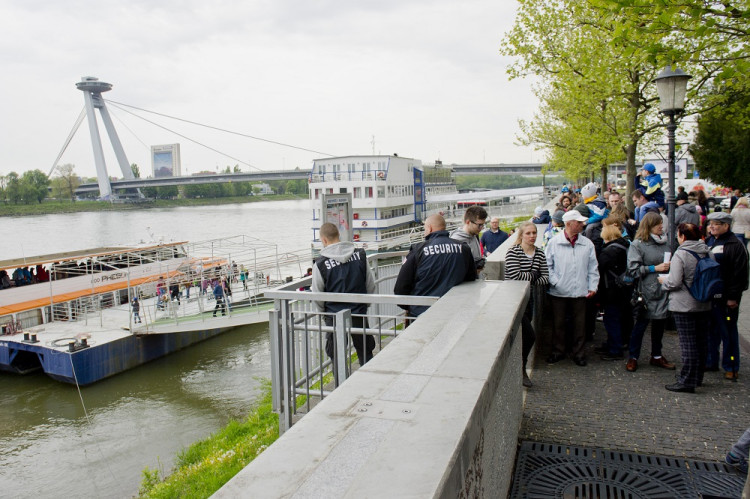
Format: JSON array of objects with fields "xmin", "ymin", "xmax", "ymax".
[{"xmin": 75, "ymin": 76, "xmax": 135, "ymax": 199}]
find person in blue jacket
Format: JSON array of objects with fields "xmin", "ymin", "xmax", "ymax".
[{"xmin": 634, "ymin": 163, "xmax": 665, "ymax": 222}]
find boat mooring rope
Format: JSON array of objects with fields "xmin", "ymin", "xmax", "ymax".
[{"xmin": 69, "ymin": 355, "xmax": 123, "ymax": 492}]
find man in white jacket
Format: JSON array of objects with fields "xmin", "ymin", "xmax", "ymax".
[{"xmin": 545, "ymin": 210, "xmax": 600, "ymax": 366}]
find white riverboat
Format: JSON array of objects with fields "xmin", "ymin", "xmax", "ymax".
[{"xmin": 309, "ymin": 155, "xmax": 458, "ymax": 252}]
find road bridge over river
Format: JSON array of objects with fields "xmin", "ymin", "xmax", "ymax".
[{"xmin": 74, "ymin": 163, "xmax": 559, "ymax": 196}]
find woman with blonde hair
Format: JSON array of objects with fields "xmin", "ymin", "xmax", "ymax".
[
  {"xmin": 625, "ymin": 212, "xmax": 675, "ymax": 372},
  {"xmin": 731, "ymin": 195, "xmax": 750, "ymax": 246},
  {"xmin": 596, "ymin": 220, "xmax": 632, "ymax": 360},
  {"xmin": 505, "ymin": 221, "xmax": 549, "ymax": 387}
]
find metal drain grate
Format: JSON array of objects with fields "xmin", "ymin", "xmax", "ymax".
[{"xmin": 510, "ymin": 441, "xmax": 745, "ymax": 498}]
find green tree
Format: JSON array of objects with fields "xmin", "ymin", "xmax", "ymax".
[
  {"xmin": 5, "ymin": 172, "xmax": 21, "ymax": 204},
  {"xmin": 156, "ymin": 186, "xmax": 179, "ymax": 199},
  {"xmin": 20, "ymin": 169, "xmax": 50, "ymax": 204},
  {"xmin": 690, "ymin": 92, "xmax": 750, "ymax": 189},
  {"xmin": 501, "ymin": 0, "xmax": 672, "ymax": 202},
  {"xmin": 54, "ymin": 163, "xmax": 80, "ymax": 202},
  {"xmin": 131, "ymin": 163, "xmax": 141, "ymax": 178}
]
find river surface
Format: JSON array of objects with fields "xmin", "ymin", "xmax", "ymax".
[{"xmin": 0, "ymin": 199, "xmax": 311, "ymax": 498}]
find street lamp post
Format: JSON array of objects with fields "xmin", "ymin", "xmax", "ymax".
[{"xmin": 654, "ymin": 66, "xmax": 692, "ymax": 255}]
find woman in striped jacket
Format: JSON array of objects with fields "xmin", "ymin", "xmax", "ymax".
[{"xmin": 505, "ymin": 221, "xmax": 550, "ymax": 387}]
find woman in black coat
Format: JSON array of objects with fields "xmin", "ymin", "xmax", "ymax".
[{"xmin": 597, "ymin": 222, "xmax": 631, "ymax": 359}]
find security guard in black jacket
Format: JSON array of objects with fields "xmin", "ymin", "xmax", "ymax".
[
  {"xmin": 705, "ymin": 211, "xmax": 749, "ymax": 379},
  {"xmin": 394, "ymin": 214, "xmax": 476, "ymax": 317},
  {"xmin": 312, "ymin": 223, "xmax": 376, "ymax": 366}
]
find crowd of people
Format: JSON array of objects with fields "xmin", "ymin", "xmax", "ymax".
[
  {"xmin": 520, "ymin": 165, "xmax": 749, "ymax": 397},
  {"xmin": 308, "ymin": 194, "xmax": 749, "ymax": 476}
]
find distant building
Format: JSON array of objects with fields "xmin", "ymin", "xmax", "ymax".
[
  {"xmin": 255, "ymin": 183, "xmax": 274, "ymax": 195},
  {"xmin": 151, "ymin": 144, "xmax": 182, "ymax": 178}
]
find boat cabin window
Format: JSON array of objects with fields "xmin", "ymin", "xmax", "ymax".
[
  {"xmin": 315, "ymin": 189, "xmax": 320, "ymax": 199},
  {"xmin": 339, "ymin": 188, "xmax": 347, "ymax": 194},
  {"xmin": 354, "ymin": 187, "xmax": 362, "ymax": 198},
  {"xmin": 366, "ymin": 187, "xmax": 373, "ymax": 198},
  {"xmin": 377, "ymin": 186, "xmax": 385, "ymax": 198}
]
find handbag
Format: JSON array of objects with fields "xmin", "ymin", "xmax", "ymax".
[{"xmin": 630, "ymin": 284, "xmax": 647, "ymax": 320}]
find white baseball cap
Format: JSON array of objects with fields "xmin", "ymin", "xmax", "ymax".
[{"xmin": 562, "ymin": 210, "xmax": 588, "ymax": 223}]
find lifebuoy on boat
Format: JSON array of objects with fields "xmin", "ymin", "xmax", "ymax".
[
  {"xmin": 377, "ymin": 171, "xmax": 385, "ymax": 179},
  {"xmin": 361, "ymin": 221, "xmax": 368, "ymax": 227}
]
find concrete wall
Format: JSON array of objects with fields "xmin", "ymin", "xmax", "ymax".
[{"xmin": 213, "ymin": 280, "xmax": 529, "ymax": 498}]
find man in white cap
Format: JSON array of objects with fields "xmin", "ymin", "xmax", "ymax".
[{"xmin": 544, "ymin": 210, "xmax": 600, "ymax": 366}]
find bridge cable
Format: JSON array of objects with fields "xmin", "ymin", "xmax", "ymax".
[
  {"xmin": 48, "ymin": 107, "xmax": 86, "ymax": 178},
  {"xmin": 106, "ymin": 102, "xmax": 264, "ymax": 172},
  {"xmin": 109, "ymin": 107, "xmax": 151, "ymax": 151},
  {"xmin": 105, "ymin": 99, "xmax": 337, "ymax": 158}
]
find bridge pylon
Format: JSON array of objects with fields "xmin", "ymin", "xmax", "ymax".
[{"xmin": 75, "ymin": 76, "xmax": 136, "ymax": 200}]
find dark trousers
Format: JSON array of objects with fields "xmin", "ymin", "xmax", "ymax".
[
  {"xmin": 550, "ymin": 296, "xmax": 587, "ymax": 359},
  {"xmin": 629, "ymin": 317, "xmax": 665, "ymax": 360},
  {"xmin": 708, "ymin": 300, "xmax": 740, "ymax": 372},
  {"xmin": 603, "ymin": 302, "xmax": 623, "ymax": 355},
  {"xmin": 521, "ymin": 299, "xmax": 536, "ymax": 368},
  {"xmin": 674, "ymin": 311, "xmax": 709, "ymax": 388},
  {"xmin": 325, "ymin": 315, "xmax": 375, "ymax": 367},
  {"xmin": 213, "ymin": 297, "xmax": 226, "ymax": 316}
]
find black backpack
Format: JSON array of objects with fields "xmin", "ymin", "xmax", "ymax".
[{"xmin": 605, "ymin": 243, "xmax": 633, "ymax": 288}]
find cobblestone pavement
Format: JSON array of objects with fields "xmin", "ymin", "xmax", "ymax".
[{"xmin": 520, "ymin": 291, "xmax": 750, "ymax": 463}]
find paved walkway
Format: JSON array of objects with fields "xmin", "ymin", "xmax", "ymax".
[{"xmin": 521, "ymin": 290, "xmax": 750, "ymax": 463}]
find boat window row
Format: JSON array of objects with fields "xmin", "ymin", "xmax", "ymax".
[{"xmin": 0, "ymin": 246, "xmax": 189, "ymax": 288}]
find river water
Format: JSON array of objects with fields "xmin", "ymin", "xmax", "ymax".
[{"xmin": 0, "ymin": 199, "xmax": 312, "ymax": 498}]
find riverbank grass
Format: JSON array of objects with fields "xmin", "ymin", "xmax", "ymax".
[{"xmin": 139, "ymin": 382, "xmax": 278, "ymax": 498}]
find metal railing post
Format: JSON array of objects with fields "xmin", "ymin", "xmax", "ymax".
[
  {"xmin": 269, "ymin": 304, "xmax": 281, "ymax": 414},
  {"xmin": 279, "ymin": 298, "xmax": 294, "ymax": 434},
  {"xmin": 335, "ymin": 310, "xmax": 350, "ymax": 386}
]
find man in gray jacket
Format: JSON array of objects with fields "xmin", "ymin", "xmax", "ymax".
[
  {"xmin": 674, "ymin": 191, "xmax": 700, "ymax": 226},
  {"xmin": 450, "ymin": 206, "xmax": 487, "ymax": 273},
  {"xmin": 545, "ymin": 210, "xmax": 600, "ymax": 366}
]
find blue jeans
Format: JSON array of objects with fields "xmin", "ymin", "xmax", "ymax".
[
  {"xmin": 603, "ymin": 303, "xmax": 623, "ymax": 354},
  {"xmin": 629, "ymin": 317, "xmax": 665, "ymax": 360},
  {"xmin": 708, "ymin": 300, "xmax": 740, "ymax": 372}
]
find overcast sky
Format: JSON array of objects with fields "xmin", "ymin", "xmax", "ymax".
[{"xmin": 0, "ymin": 0, "xmax": 539, "ymax": 179}]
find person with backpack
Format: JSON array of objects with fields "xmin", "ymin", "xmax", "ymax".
[
  {"xmin": 705, "ymin": 211, "xmax": 749, "ymax": 381},
  {"xmin": 658, "ymin": 223, "xmax": 713, "ymax": 393},
  {"xmin": 625, "ymin": 212, "xmax": 675, "ymax": 373},
  {"xmin": 595, "ymin": 221, "xmax": 631, "ymax": 360}
]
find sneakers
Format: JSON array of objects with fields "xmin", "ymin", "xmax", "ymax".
[
  {"xmin": 725, "ymin": 452, "xmax": 749, "ymax": 474},
  {"xmin": 649, "ymin": 356, "xmax": 676, "ymax": 370},
  {"xmin": 626, "ymin": 358, "xmax": 638, "ymax": 372}
]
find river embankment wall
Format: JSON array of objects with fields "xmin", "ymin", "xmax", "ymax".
[{"xmin": 213, "ymin": 279, "xmax": 529, "ymax": 497}]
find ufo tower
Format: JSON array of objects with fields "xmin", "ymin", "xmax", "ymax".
[{"xmin": 75, "ymin": 76, "xmax": 136, "ymax": 199}]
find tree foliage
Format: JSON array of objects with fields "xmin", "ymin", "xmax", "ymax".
[
  {"xmin": 53, "ymin": 163, "xmax": 80, "ymax": 202},
  {"xmin": 690, "ymin": 92, "xmax": 750, "ymax": 189},
  {"xmin": 502, "ymin": 0, "xmax": 748, "ymax": 206},
  {"xmin": 0, "ymin": 170, "xmax": 50, "ymax": 204}
]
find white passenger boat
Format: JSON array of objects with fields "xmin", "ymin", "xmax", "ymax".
[{"xmin": 308, "ymin": 155, "xmax": 458, "ymax": 252}]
